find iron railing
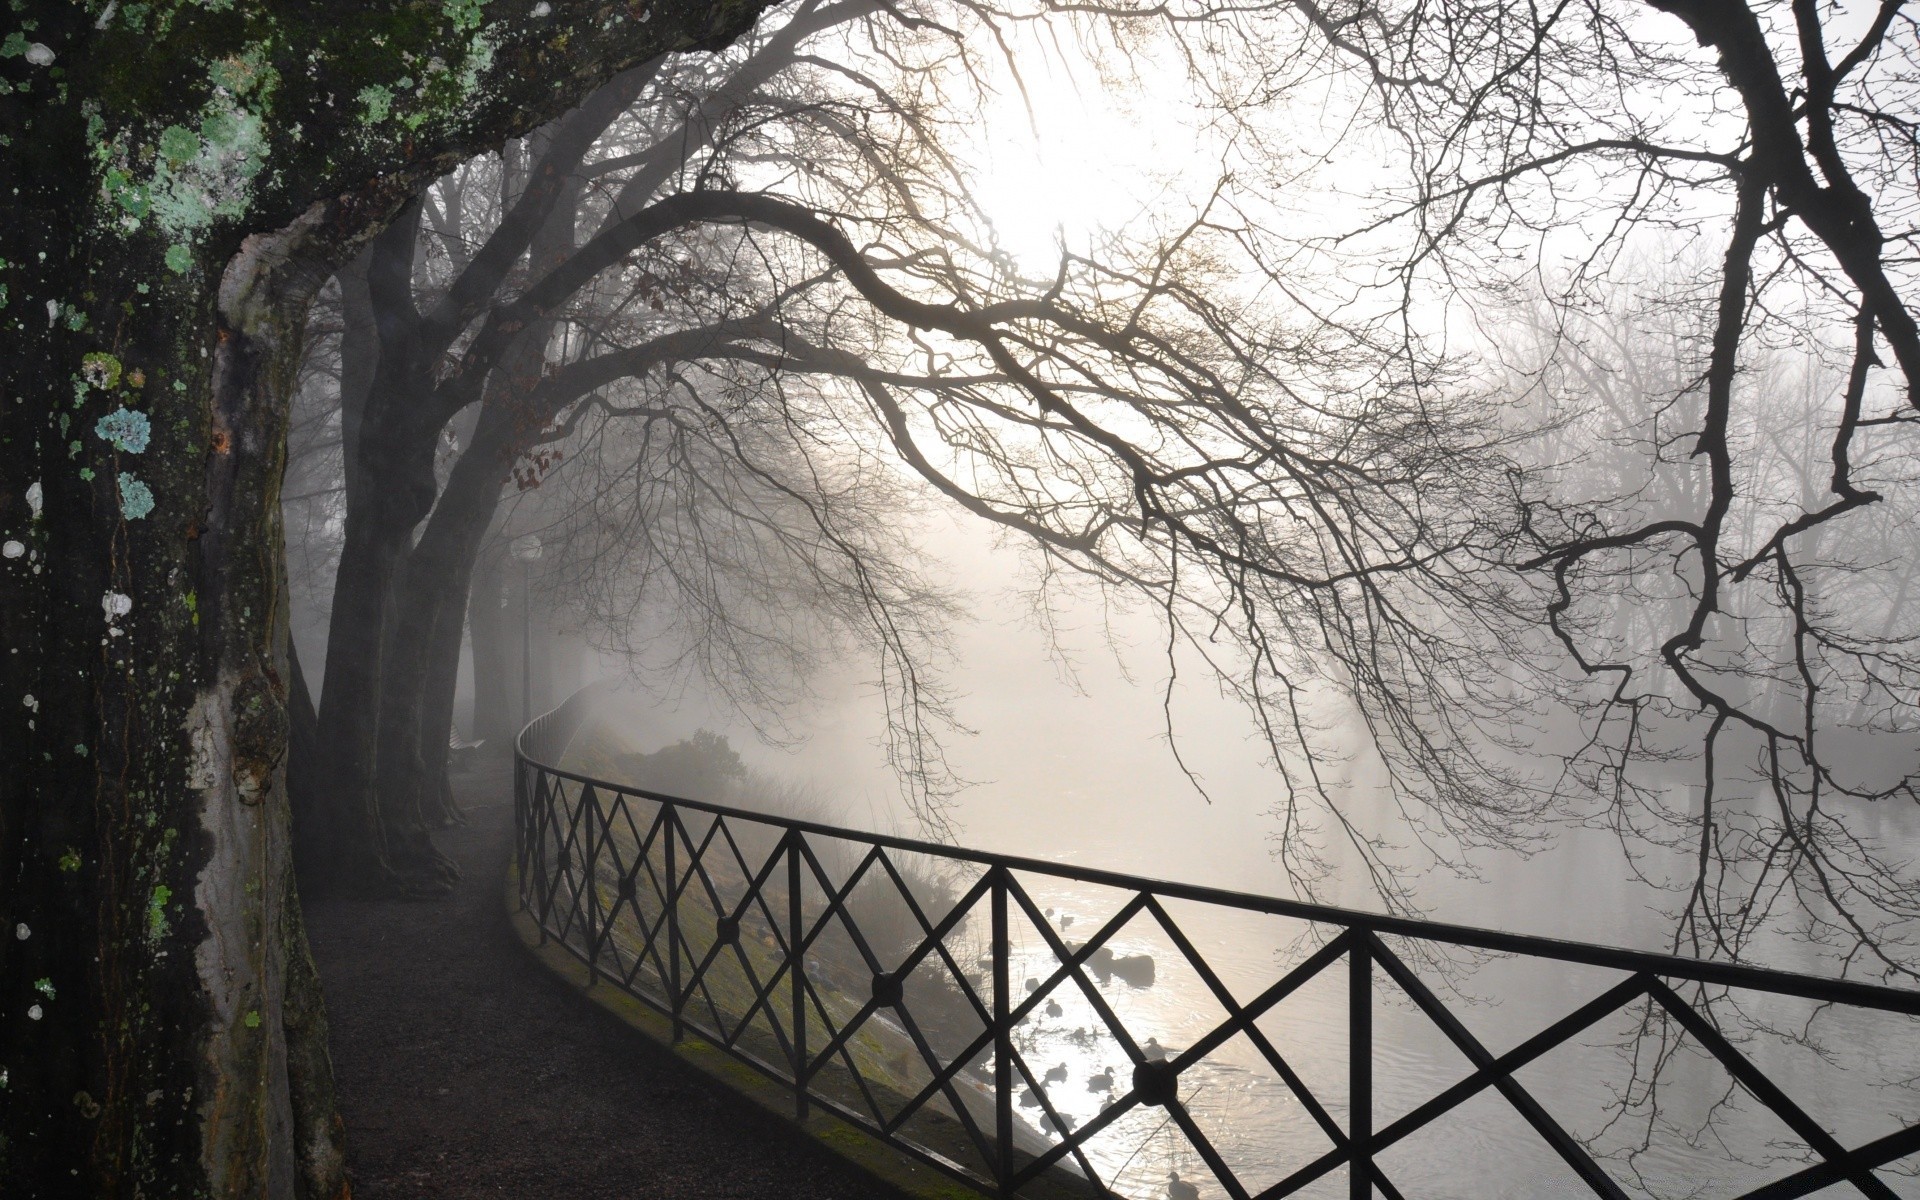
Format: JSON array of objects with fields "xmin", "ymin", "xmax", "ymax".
[{"xmin": 515, "ymin": 688, "xmax": 1920, "ymax": 1200}]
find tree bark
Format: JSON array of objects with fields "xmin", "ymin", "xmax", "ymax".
[
  {"xmin": 314, "ymin": 204, "xmax": 456, "ymax": 894},
  {"xmin": 416, "ymin": 579, "xmax": 472, "ymax": 826},
  {"xmin": 376, "ymin": 432, "xmax": 511, "ymax": 837},
  {"xmin": 470, "ymin": 541, "xmax": 516, "ymax": 748},
  {"xmin": 0, "ymin": 2, "xmax": 771, "ymax": 1194}
]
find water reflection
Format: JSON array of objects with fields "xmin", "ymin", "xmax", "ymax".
[
  {"xmin": 946, "ymin": 876, "xmax": 1920, "ymax": 1199},
  {"xmin": 570, "ymin": 708, "xmax": 1920, "ymax": 1195},
  {"xmin": 577, "ymin": 520, "xmax": 1920, "ymax": 1197}
]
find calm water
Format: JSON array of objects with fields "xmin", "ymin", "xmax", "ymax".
[{"xmin": 585, "ymin": 515, "xmax": 1920, "ymax": 1198}]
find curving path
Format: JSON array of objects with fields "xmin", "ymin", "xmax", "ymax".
[{"xmin": 306, "ymin": 756, "xmax": 915, "ymax": 1200}]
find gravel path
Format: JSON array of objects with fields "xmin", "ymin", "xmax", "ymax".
[{"xmin": 306, "ymin": 758, "xmax": 914, "ymax": 1199}]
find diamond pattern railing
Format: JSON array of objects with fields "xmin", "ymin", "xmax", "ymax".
[{"xmin": 515, "ymin": 692, "xmax": 1920, "ymax": 1200}]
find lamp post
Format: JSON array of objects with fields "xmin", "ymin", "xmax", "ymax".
[{"xmin": 510, "ymin": 534, "xmax": 543, "ymax": 728}]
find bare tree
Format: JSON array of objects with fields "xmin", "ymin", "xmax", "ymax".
[
  {"xmin": 1097, "ymin": 0, "xmax": 1920, "ymax": 972},
  {"xmin": 283, "ymin": 0, "xmax": 1538, "ymax": 915}
]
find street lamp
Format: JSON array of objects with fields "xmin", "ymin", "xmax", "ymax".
[{"xmin": 510, "ymin": 534, "xmax": 543, "ymax": 728}]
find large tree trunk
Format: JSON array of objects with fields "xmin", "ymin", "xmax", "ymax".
[
  {"xmin": 311, "ymin": 486, "xmax": 439, "ymax": 891},
  {"xmin": 375, "ymin": 443, "xmax": 509, "ymax": 839},
  {"xmin": 416, "ymin": 581, "xmax": 472, "ymax": 826},
  {"xmin": 469, "ymin": 540, "xmax": 517, "ymax": 748},
  {"xmin": 0, "ymin": 4, "xmax": 772, "ymax": 1194},
  {"xmin": 313, "ymin": 206, "xmax": 458, "ymax": 895},
  {"xmin": 0, "ymin": 190, "xmax": 347, "ymax": 1197},
  {"xmin": 319, "ymin": 79, "xmax": 631, "ymax": 891},
  {"xmin": 280, "ymin": 857, "xmax": 349, "ymax": 1195},
  {"xmin": 367, "ymin": 158, "xmax": 585, "ymax": 828}
]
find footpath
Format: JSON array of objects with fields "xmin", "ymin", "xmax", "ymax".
[{"xmin": 306, "ymin": 756, "xmax": 914, "ymax": 1199}]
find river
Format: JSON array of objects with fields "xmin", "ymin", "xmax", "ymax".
[{"xmin": 583, "ymin": 511, "xmax": 1920, "ymax": 1199}]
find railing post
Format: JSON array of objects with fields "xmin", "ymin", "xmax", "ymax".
[
  {"xmin": 790, "ymin": 830, "xmax": 809, "ymax": 1119},
  {"xmin": 513, "ymin": 755, "xmax": 526, "ymax": 905},
  {"xmin": 584, "ymin": 788, "xmax": 600, "ymax": 988},
  {"xmin": 533, "ymin": 768, "xmax": 548, "ymax": 945},
  {"xmin": 666, "ymin": 801, "xmax": 681, "ymax": 1041},
  {"xmin": 1350, "ymin": 931, "xmax": 1373, "ymax": 1200},
  {"xmin": 992, "ymin": 866, "xmax": 1012, "ymax": 1197}
]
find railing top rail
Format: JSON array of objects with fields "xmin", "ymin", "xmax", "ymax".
[{"xmin": 515, "ymin": 704, "xmax": 1920, "ymax": 1018}]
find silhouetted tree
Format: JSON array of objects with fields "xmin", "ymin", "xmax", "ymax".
[
  {"xmin": 1204, "ymin": 0, "xmax": 1920, "ymax": 973},
  {"xmin": 288, "ymin": 0, "xmax": 1525, "ymax": 913},
  {"xmin": 300, "ymin": 1, "xmax": 912, "ymax": 892},
  {"xmin": 0, "ymin": 3, "xmax": 773, "ymax": 1194}
]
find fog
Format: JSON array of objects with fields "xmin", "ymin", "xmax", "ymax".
[
  {"xmin": 535, "ymin": 500, "xmax": 1920, "ymax": 1198},
  {"xmin": 573, "ymin": 498, "xmax": 1920, "ymax": 960},
  {"xmin": 266, "ymin": 2, "xmax": 1920, "ymax": 1195}
]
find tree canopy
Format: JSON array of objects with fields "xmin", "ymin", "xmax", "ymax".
[{"xmin": 8, "ymin": 0, "xmax": 1920, "ymax": 1195}]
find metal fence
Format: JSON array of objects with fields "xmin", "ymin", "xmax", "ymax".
[{"xmin": 515, "ymin": 689, "xmax": 1920, "ymax": 1200}]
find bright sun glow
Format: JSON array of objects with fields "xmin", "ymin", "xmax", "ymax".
[{"xmin": 960, "ymin": 49, "xmax": 1208, "ymax": 273}]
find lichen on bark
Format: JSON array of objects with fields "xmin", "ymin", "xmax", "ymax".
[{"xmin": 0, "ymin": 1, "xmax": 773, "ymax": 1195}]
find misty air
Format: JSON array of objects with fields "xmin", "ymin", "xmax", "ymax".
[{"xmin": 6, "ymin": 2, "xmax": 1920, "ymax": 1199}]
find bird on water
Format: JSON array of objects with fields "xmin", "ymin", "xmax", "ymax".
[{"xmin": 1167, "ymin": 1170, "xmax": 1200, "ymax": 1200}]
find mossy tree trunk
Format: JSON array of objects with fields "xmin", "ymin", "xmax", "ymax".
[{"xmin": 0, "ymin": 2, "xmax": 769, "ymax": 1195}]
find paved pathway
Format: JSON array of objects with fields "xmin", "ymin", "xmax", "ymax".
[{"xmin": 307, "ymin": 758, "xmax": 913, "ymax": 1199}]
